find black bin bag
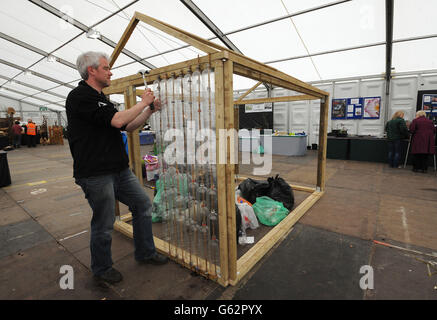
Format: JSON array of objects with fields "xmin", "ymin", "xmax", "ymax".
[
  {"xmin": 267, "ymin": 174, "xmax": 294, "ymax": 210},
  {"xmin": 238, "ymin": 178, "xmax": 270, "ymax": 204},
  {"xmin": 238, "ymin": 174, "xmax": 294, "ymax": 210}
]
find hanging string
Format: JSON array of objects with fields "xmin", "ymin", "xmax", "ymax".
[{"xmin": 180, "ymin": 70, "xmax": 192, "ymax": 267}]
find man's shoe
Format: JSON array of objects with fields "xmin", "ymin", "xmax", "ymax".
[
  {"xmin": 137, "ymin": 253, "xmax": 169, "ymax": 265},
  {"xmin": 94, "ymin": 268, "xmax": 123, "ymax": 285}
]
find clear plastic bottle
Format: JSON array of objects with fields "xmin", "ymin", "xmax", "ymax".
[
  {"xmin": 176, "ymin": 211, "xmax": 185, "ymax": 260},
  {"xmin": 208, "ymin": 209, "xmax": 220, "ymax": 275},
  {"xmin": 206, "ymin": 186, "xmax": 218, "ymax": 212},
  {"xmin": 196, "ymin": 202, "xmax": 209, "ymax": 225},
  {"xmin": 161, "ymin": 208, "xmax": 173, "ymax": 242},
  {"xmin": 199, "ymin": 223, "xmax": 209, "ymax": 271},
  {"xmin": 183, "ymin": 216, "xmax": 193, "ymax": 266},
  {"xmin": 190, "ymin": 221, "xmax": 200, "ymax": 266}
]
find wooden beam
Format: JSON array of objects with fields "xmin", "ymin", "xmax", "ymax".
[
  {"xmin": 228, "ymin": 53, "xmax": 328, "ymax": 98},
  {"xmin": 233, "ymin": 191, "xmax": 324, "ymax": 285},
  {"xmin": 120, "ymin": 212, "xmax": 133, "ymax": 222},
  {"xmin": 235, "ymin": 81, "xmax": 262, "ymax": 103},
  {"xmin": 228, "ymin": 51, "xmax": 328, "ymax": 96},
  {"xmin": 103, "ymin": 52, "xmax": 226, "ymax": 95},
  {"xmin": 109, "ymin": 16, "xmax": 139, "ymax": 68},
  {"xmin": 113, "ymin": 220, "xmax": 227, "ymax": 286},
  {"xmin": 233, "ymin": 64, "xmax": 325, "ymax": 98},
  {"xmin": 317, "ymin": 96, "xmax": 329, "ymax": 191},
  {"xmin": 135, "ymin": 11, "xmax": 228, "ymax": 53},
  {"xmin": 135, "ymin": 89, "xmax": 145, "ymax": 96},
  {"xmin": 114, "ymin": 220, "xmax": 133, "ymax": 239},
  {"xmin": 235, "ymin": 94, "xmax": 319, "ymax": 105},
  {"xmin": 135, "ymin": 12, "xmax": 218, "ymax": 54},
  {"xmin": 122, "ymin": 13, "xmax": 306, "ymax": 92}
]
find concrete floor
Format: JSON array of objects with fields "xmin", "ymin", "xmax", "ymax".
[{"xmin": 1, "ymin": 141, "xmax": 437, "ymax": 300}]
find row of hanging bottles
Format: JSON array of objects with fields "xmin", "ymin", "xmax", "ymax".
[{"xmin": 149, "ymin": 64, "xmax": 220, "ymax": 278}]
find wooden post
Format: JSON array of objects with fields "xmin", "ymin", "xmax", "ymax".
[
  {"xmin": 223, "ymin": 59, "xmax": 237, "ymax": 283},
  {"xmin": 124, "ymin": 86, "xmax": 143, "ymax": 185},
  {"xmin": 317, "ymin": 96, "xmax": 329, "ymax": 191},
  {"xmin": 234, "ymin": 104, "xmax": 239, "ymax": 175},
  {"xmin": 214, "ymin": 60, "xmax": 229, "ymax": 285},
  {"xmin": 124, "ymin": 89, "xmax": 134, "ymax": 171}
]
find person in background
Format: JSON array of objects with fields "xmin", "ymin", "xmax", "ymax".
[
  {"xmin": 409, "ymin": 110, "xmax": 436, "ymax": 173},
  {"xmin": 12, "ymin": 120, "xmax": 23, "ymax": 148},
  {"xmin": 26, "ymin": 119, "xmax": 37, "ymax": 148},
  {"xmin": 385, "ymin": 111, "xmax": 409, "ymax": 168},
  {"xmin": 66, "ymin": 51, "xmax": 167, "ymax": 287}
]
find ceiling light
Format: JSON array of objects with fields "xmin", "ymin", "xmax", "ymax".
[
  {"xmin": 86, "ymin": 29, "xmax": 101, "ymax": 39},
  {"xmin": 47, "ymin": 55, "xmax": 58, "ymax": 62}
]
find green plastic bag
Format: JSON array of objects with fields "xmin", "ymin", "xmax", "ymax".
[
  {"xmin": 255, "ymin": 145, "xmax": 264, "ymax": 154},
  {"xmin": 151, "ymin": 173, "xmax": 190, "ymax": 222},
  {"xmin": 252, "ymin": 196, "xmax": 290, "ymax": 226}
]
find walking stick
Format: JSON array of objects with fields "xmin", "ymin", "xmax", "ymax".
[{"xmin": 403, "ymin": 135, "xmax": 411, "ymax": 168}]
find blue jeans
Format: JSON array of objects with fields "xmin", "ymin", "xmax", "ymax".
[
  {"xmin": 387, "ymin": 140, "xmax": 401, "ymax": 168},
  {"xmin": 75, "ymin": 168, "xmax": 156, "ymax": 276}
]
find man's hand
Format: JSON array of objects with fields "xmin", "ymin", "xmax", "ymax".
[
  {"xmin": 151, "ymin": 99, "xmax": 161, "ymax": 113},
  {"xmin": 141, "ymin": 88, "xmax": 155, "ymax": 106}
]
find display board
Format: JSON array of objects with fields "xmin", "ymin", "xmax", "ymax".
[
  {"xmin": 363, "ymin": 97, "xmax": 381, "ymax": 119},
  {"xmin": 238, "ymin": 104, "xmax": 273, "ymax": 130},
  {"xmin": 332, "ymin": 99, "xmax": 347, "ymax": 119},
  {"xmin": 244, "ymin": 102, "xmax": 273, "ymax": 113},
  {"xmin": 332, "ymin": 97, "xmax": 380, "ymax": 120},
  {"xmin": 346, "ymin": 98, "xmax": 363, "ymax": 119},
  {"xmin": 422, "ymin": 94, "xmax": 437, "ymax": 115}
]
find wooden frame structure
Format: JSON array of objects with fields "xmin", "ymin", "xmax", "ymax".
[{"xmin": 103, "ymin": 12, "xmax": 329, "ymax": 287}]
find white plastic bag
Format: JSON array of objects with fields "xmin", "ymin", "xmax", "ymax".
[{"xmin": 235, "ymin": 189, "xmax": 259, "ymax": 232}]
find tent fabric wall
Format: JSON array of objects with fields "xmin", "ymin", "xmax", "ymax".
[{"xmin": 240, "ymin": 73, "xmax": 437, "ymax": 146}]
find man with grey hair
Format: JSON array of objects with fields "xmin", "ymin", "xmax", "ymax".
[{"xmin": 66, "ymin": 51, "xmax": 167, "ymax": 286}]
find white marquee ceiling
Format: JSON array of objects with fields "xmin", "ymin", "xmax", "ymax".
[{"xmin": 0, "ymin": 0, "xmax": 435, "ymax": 112}]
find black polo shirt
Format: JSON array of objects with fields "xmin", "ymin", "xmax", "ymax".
[{"xmin": 66, "ymin": 80, "xmax": 128, "ymax": 178}]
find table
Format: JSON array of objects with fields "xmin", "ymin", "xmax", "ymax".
[
  {"xmin": 239, "ymin": 134, "xmax": 307, "ymax": 156},
  {"xmin": 327, "ymin": 136, "xmax": 414, "ymax": 164},
  {"xmin": 0, "ymin": 136, "xmax": 8, "ymax": 149},
  {"xmin": 139, "ymin": 131, "xmax": 155, "ymax": 145}
]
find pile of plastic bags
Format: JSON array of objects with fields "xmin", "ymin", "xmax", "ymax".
[{"xmin": 238, "ymin": 174, "xmax": 294, "ymax": 227}]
